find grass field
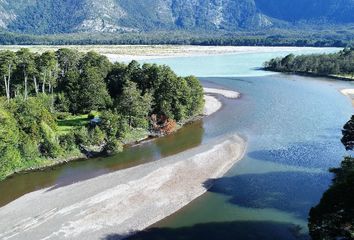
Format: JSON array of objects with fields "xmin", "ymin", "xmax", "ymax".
[{"xmin": 57, "ymin": 114, "xmax": 90, "ymax": 135}]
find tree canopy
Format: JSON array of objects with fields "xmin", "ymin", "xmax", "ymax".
[
  {"xmin": 264, "ymin": 48, "xmax": 354, "ymax": 79},
  {"xmin": 0, "ymin": 48, "xmax": 205, "ymax": 180}
]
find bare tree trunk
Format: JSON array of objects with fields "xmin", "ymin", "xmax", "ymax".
[
  {"xmin": 4, "ymin": 75, "xmax": 9, "ymax": 102},
  {"xmin": 24, "ymin": 75, "xmax": 28, "ymax": 100},
  {"xmin": 48, "ymin": 70, "xmax": 52, "ymax": 93},
  {"xmin": 33, "ymin": 76, "xmax": 39, "ymax": 95},
  {"xmin": 42, "ymin": 72, "xmax": 46, "ymax": 94},
  {"xmin": 7, "ymin": 64, "xmax": 11, "ymax": 100},
  {"xmin": 51, "ymin": 86, "xmax": 54, "ymax": 113}
]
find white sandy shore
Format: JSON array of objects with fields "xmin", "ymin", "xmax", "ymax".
[
  {"xmin": 204, "ymin": 87, "xmax": 240, "ymax": 99},
  {"xmin": 340, "ymin": 88, "xmax": 354, "ymax": 105},
  {"xmin": 203, "ymin": 95, "xmax": 222, "ymax": 116},
  {"xmin": 0, "ymin": 134, "xmax": 246, "ymax": 240},
  {"xmin": 0, "ymin": 45, "xmax": 336, "ymax": 62},
  {"xmin": 102, "ymin": 46, "xmax": 335, "ymax": 62},
  {"xmin": 340, "ymin": 88, "xmax": 354, "ymax": 96},
  {"xmin": 203, "ymin": 87, "xmax": 240, "ymax": 116}
]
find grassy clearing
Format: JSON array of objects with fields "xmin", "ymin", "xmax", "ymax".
[{"xmin": 57, "ymin": 114, "xmax": 90, "ymax": 135}]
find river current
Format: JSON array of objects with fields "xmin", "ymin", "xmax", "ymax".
[{"xmin": 1, "ymin": 47, "xmax": 352, "ymax": 240}]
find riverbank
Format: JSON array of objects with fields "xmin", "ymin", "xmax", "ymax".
[
  {"xmin": 265, "ymin": 70, "xmax": 354, "ymax": 82},
  {"xmin": 3, "ymin": 87, "xmax": 240, "ymax": 181},
  {"xmin": 204, "ymin": 87, "xmax": 240, "ymax": 99},
  {"xmin": 0, "ymin": 133, "xmax": 246, "ymax": 240},
  {"xmin": 203, "ymin": 95, "xmax": 222, "ymax": 116}
]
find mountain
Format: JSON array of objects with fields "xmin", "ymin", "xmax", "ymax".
[
  {"xmin": 255, "ymin": 0, "xmax": 354, "ymax": 24},
  {"xmin": 0, "ymin": 0, "xmax": 354, "ymax": 34}
]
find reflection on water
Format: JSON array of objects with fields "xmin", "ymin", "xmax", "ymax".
[
  {"xmin": 120, "ymin": 220, "xmax": 308, "ymax": 240},
  {"xmin": 0, "ymin": 121, "xmax": 204, "ymax": 207},
  {"xmin": 136, "ymin": 74, "xmax": 353, "ymax": 240},
  {"xmin": 205, "ymin": 171, "xmax": 328, "ymax": 219}
]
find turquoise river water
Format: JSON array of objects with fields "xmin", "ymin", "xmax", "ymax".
[
  {"xmin": 0, "ymin": 47, "xmax": 352, "ymax": 240},
  {"xmin": 127, "ymin": 48, "xmax": 354, "ymax": 240}
]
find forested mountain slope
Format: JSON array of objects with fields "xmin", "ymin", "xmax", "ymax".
[{"xmin": 1, "ymin": 0, "xmax": 354, "ymax": 34}]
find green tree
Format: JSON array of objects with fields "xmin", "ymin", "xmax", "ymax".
[
  {"xmin": 79, "ymin": 51, "xmax": 112, "ymax": 78},
  {"xmin": 89, "ymin": 126, "xmax": 105, "ymax": 146},
  {"xmin": 20, "ymin": 135, "xmax": 40, "ymax": 161},
  {"xmin": 36, "ymin": 51, "xmax": 58, "ymax": 95},
  {"xmin": 105, "ymin": 62, "xmax": 129, "ymax": 99},
  {"xmin": 185, "ymin": 75, "xmax": 205, "ymax": 116},
  {"xmin": 0, "ymin": 106, "xmax": 22, "ymax": 179},
  {"xmin": 0, "ymin": 50, "xmax": 17, "ymax": 101},
  {"xmin": 16, "ymin": 49, "xmax": 37, "ymax": 100},
  {"xmin": 118, "ymin": 81, "xmax": 152, "ymax": 128},
  {"xmin": 60, "ymin": 70, "xmax": 81, "ymax": 113},
  {"xmin": 76, "ymin": 67, "xmax": 112, "ymax": 113},
  {"xmin": 40, "ymin": 121, "xmax": 62, "ymax": 158},
  {"xmin": 341, "ymin": 115, "xmax": 354, "ymax": 150},
  {"xmin": 58, "ymin": 132, "xmax": 76, "ymax": 152},
  {"xmin": 56, "ymin": 48, "xmax": 81, "ymax": 77},
  {"xmin": 8, "ymin": 96, "xmax": 56, "ymax": 140}
]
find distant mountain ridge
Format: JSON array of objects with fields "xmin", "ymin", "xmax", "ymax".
[{"xmin": 1, "ymin": 0, "xmax": 354, "ymax": 34}]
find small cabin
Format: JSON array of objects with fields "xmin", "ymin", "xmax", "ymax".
[{"xmin": 90, "ymin": 117, "xmax": 101, "ymax": 126}]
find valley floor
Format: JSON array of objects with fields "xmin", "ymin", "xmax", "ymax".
[{"xmin": 0, "ymin": 45, "xmax": 333, "ymax": 62}]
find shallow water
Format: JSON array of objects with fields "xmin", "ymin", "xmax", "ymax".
[
  {"xmin": 0, "ymin": 47, "xmax": 352, "ymax": 240},
  {"xmin": 126, "ymin": 49, "xmax": 354, "ymax": 240},
  {"xmin": 143, "ymin": 47, "xmax": 340, "ymax": 77}
]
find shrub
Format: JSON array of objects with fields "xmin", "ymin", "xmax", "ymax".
[
  {"xmin": 59, "ymin": 132, "xmax": 77, "ymax": 151},
  {"xmin": 0, "ymin": 146, "xmax": 22, "ymax": 180},
  {"xmin": 89, "ymin": 126, "xmax": 105, "ymax": 145},
  {"xmin": 55, "ymin": 93, "xmax": 70, "ymax": 112},
  {"xmin": 104, "ymin": 138, "xmax": 123, "ymax": 154},
  {"xmin": 74, "ymin": 127, "xmax": 90, "ymax": 146},
  {"xmin": 39, "ymin": 122, "xmax": 62, "ymax": 158},
  {"xmin": 20, "ymin": 136, "xmax": 40, "ymax": 161}
]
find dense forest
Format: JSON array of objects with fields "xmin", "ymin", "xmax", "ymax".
[
  {"xmin": 308, "ymin": 117, "xmax": 354, "ymax": 239},
  {"xmin": 264, "ymin": 48, "xmax": 354, "ymax": 79},
  {"xmin": 0, "ymin": 48, "xmax": 204, "ymax": 180},
  {"xmin": 0, "ymin": 30, "xmax": 350, "ymax": 47}
]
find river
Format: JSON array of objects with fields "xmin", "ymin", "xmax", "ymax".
[{"xmin": 0, "ymin": 47, "xmax": 352, "ymax": 240}]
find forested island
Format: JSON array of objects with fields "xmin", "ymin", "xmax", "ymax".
[
  {"xmin": 308, "ymin": 117, "xmax": 354, "ymax": 239},
  {"xmin": 0, "ymin": 49, "xmax": 204, "ymax": 180},
  {"xmin": 264, "ymin": 48, "xmax": 354, "ymax": 80}
]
